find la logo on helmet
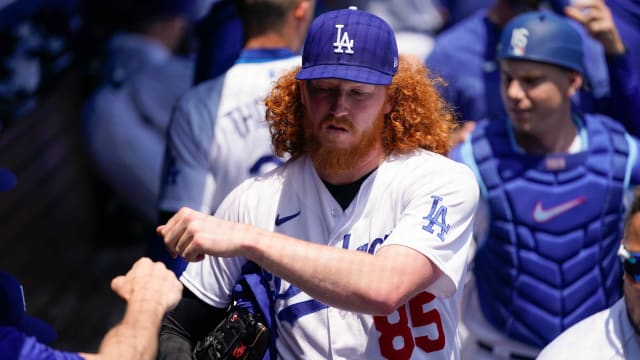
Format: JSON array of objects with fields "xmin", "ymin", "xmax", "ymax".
[
  {"xmin": 333, "ymin": 24, "xmax": 354, "ymax": 54},
  {"xmin": 509, "ymin": 27, "xmax": 530, "ymax": 56}
]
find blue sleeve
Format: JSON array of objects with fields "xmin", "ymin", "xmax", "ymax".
[
  {"xmin": 192, "ymin": 0, "xmax": 243, "ymax": 85},
  {"xmin": 564, "ymin": 8, "xmax": 640, "ymax": 136},
  {"xmin": 627, "ymin": 135, "xmax": 640, "ymax": 186},
  {"xmin": 0, "ymin": 327, "xmax": 84, "ymax": 360},
  {"xmin": 602, "ymin": 53, "xmax": 640, "ymax": 136},
  {"xmin": 448, "ymin": 143, "xmax": 464, "ymax": 163}
]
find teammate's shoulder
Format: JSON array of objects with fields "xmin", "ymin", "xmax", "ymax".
[
  {"xmin": 431, "ymin": 12, "xmax": 486, "ymax": 50},
  {"xmin": 177, "ymin": 73, "xmax": 226, "ymax": 108},
  {"xmin": 538, "ymin": 300, "xmax": 619, "ymax": 359},
  {"xmin": 391, "ymin": 150, "xmax": 475, "ymax": 178}
]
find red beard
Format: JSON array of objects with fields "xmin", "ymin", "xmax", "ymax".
[{"xmin": 303, "ymin": 112, "xmax": 385, "ymax": 176}]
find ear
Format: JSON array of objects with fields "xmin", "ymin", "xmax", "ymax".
[
  {"xmin": 383, "ymin": 89, "xmax": 395, "ymax": 114},
  {"xmin": 294, "ymin": 0, "xmax": 312, "ymax": 21},
  {"xmin": 567, "ymin": 71, "xmax": 583, "ymax": 97}
]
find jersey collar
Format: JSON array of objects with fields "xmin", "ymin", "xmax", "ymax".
[{"xmin": 235, "ymin": 48, "xmax": 298, "ymax": 64}]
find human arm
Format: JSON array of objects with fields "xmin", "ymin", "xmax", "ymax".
[
  {"xmin": 78, "ymin": 258, "xmax": 182, "ymax": 360},
  {"xmin": 158, "ymin": 162, "xmax": 479, "ymax": 315},
  {"xmin": 157, "ymin": 287, "xmax": 227, "ymax": 360},
  {"xmin": 564, "ymin": 0, "xmax": 625, "ymax": 55},
  {"xmin": 159, "ymin": 210, "xmax": 438, "ymax": 314},
  {"xmin": 565, "ymin": 0, "xmax": 640, "ymax": 135}
]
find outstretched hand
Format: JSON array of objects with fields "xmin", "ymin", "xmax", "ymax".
[
  {"xmin": 564, "ymin": 0, "xmax": 625, "ymax": 55},
  {"xmin": 110, "ymin": 257, "xmax": 183, "ymax": 311},
  {"xmin": 157, "ymin": 207, "xmax": 251, "ymax": 262}
]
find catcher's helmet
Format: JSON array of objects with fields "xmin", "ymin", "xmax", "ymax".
[{"xmin": 497, "ymin": 11, "xmax": 584, "ymax": 74}]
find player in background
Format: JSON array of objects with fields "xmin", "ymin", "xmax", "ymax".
[
  {"xmin": 549, "ymin": 0, "xmax": 640, "ymax": 68},
  {"xmin": 538, "ymin": 187, "xmax": 640, "ymax": 359},
  {"xmin": 82, "ymin": 0, "xmax": 198, "ymax": 227},
  {"xmin": 157, "ymin": 7, "xmax": 479, "ymax": 359},
  {"xmin": 449, "ymin": 11, "xmax": 640, "ymax": 359},
  {"xmin": 191, "ymin": 0, "xmax": 243, "ymax": 85},
  {"xmin": 426, "ymin": 0, "xmax": 640, "ymax": 145},
  {"xmin": 154, "ymin": 0, "xmax": 315, "ymax": 274}
]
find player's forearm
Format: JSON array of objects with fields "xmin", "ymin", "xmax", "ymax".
[
  {"xmin": 81, "ymin": 300, "xmax": 167, "ymax": 360},
  {"xmin": 242, "ymin": 227, "xmax": 437, "ymax": 315}
]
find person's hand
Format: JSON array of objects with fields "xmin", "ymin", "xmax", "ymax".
[
  {"xmin": 110, "ymin": 257, "xmax": 183, "ymax": 311},
  {"xmin": 565, "ymin": 0, "xmax": 625, "ymax": 55},
  {"xmin": 157, "ymin": 207, "xmax": 248, "ymax": 261}
]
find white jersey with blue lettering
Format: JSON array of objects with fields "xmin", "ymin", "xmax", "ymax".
[
  {"xmin": 538, "ymin": 298, "xmax": 640, "ymax": 359},
  {"xmin": 181, "ymin": 150, "xmax": 479, "ymax": 359},
  {"xmin": 158, "ymin": 49, "xmax": 299, "ymax": 215}
]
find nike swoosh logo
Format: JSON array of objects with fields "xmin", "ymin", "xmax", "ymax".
[
  {"xmin": 533, "ymin": 197, "xmax": 586, "ymax": 223},
  {"xmin": 275, "ymin": 211, "xmax": 301, "ymax": 226}
]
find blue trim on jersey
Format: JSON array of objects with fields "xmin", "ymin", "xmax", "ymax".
[
  {"xmin": 460, "ymin": 136, "xmax": 488, "ymax": 197},
  {"xmin": 276, "ymin": 299, "xmax": 328, "ymax": 324},
  {"xmin": 235, "ymin": 48, "xmax": 298, "ymax": 64},
  {"xmin": 573, "ymin": 113, "xmax": 588, "ymax": 150},
  {"xmin": 624, "ymin": 132, "xmax": 637, "ymax": 189}
]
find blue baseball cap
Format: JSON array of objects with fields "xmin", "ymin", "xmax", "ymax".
[
  {"xmin": 497, "ymin": 11, "xmax": 584, "ymax": 74},
  {"xmin": 296, "ymin": 7, "xmax": 399, "ymax": 85},
  {"xmin": 0, "ymin": 168, "xmax": 16, "ymax": 192},
  {"xmin": 0, "ymin": 272, "xmax": 57, "ymax": 344}
]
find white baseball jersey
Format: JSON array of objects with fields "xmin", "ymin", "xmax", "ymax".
[
  {"xmin": 537, "ymin": 298, "xmax": 640, "ymax": 359},
  {"xmin": 181, "ymin": 150, "xmax": 479, "ymax": 359},
  {"xmin": 158, "ymin": 49, "xmax": 299, "ymax": 215}
]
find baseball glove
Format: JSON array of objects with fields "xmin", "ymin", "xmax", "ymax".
[{"xmin": 192, "ymin": 307, "xmax": 270, "ymax": 360}]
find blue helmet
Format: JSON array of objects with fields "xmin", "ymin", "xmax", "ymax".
[{"xmin": 497, "ymin": 11, "xmax": 584, "ymax": 74}]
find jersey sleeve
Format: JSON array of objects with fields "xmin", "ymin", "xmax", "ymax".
[
  {"xmin": 626, "ymin": 133, "xmax": 640, "ymax": 186},
  {"xmin": 378, "ymin": 155, "xmax": 480, "ymax": 297},
  {"xmin": 158, "ymin": 78, "xmax": 224, "ymax": 215},
  {"xmin": 602, "ymin": 52, "xmax": 640, "ymax": 136},
  {"xmin": 179, "ymin": 180, "xmax": 256, "ymax": 308},
  {"xmin": 0, "ymin": 326, "xmax": 84, "ymax": 360}
]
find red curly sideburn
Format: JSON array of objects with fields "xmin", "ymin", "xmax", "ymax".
[{"xmin": 264, "ymin": 56, "xmax": 456, "ymax": 158}]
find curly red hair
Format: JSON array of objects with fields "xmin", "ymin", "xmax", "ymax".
[{"xmin": 265, "ymin": 56, "xmax": 456, "ymax": 158}]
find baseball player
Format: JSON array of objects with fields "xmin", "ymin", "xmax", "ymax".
[
  {"xmin": 157, "ymin": 7, "xmax": 479, "ymax": 359},
  {"xmin": 83, "ymin": 0, "xmax": 197, "ymax": 225},
  {"xmin": 155, "ymin": 0, "xmax": 315, "ymax": 271},
  {"xmin": 449, "ymin": 11, "xmax": 640, "ymax": 359},
  {"xmin": 426, "ymin": 0, "xmax": 640, "ymax": 138},
  {"xmin": 538, "ymin": 188, "xmax": 640, "ymax": 359}
]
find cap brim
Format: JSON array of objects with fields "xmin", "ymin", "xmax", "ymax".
[
  {"xmin": 296, "ymin": 64, "xmax": 393, "ymax": 85},
  {"xmin": 0, "ymin": 168, "xmax": 16, "ymax": 192},
  {"xmin": 23, "ymin": 316, "xmax": 57, "ymax": 344}
]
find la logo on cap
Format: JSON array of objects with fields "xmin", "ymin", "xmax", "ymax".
[
  {"xmin": 510, "ymin": 27, "xmax": 529, "ymax": 56},
  {"xmin": 333, "ymin": 24, "xmax": 354, "ymax": 54}
]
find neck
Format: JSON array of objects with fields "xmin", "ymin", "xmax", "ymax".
[
  {"xmin": 245, "ymin": 32, "xmax": 298, "ymax": 52},
  {"xmin": 315, "ymin": 150, "xmax": 384, "ymax": 185},
  {"xmin": 515, "ymin": 114, "xmax": 577, "ymax": 154},
  {"xmin": 141, "ymin": 17, "xmax": 186, "ymax": 53}
]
